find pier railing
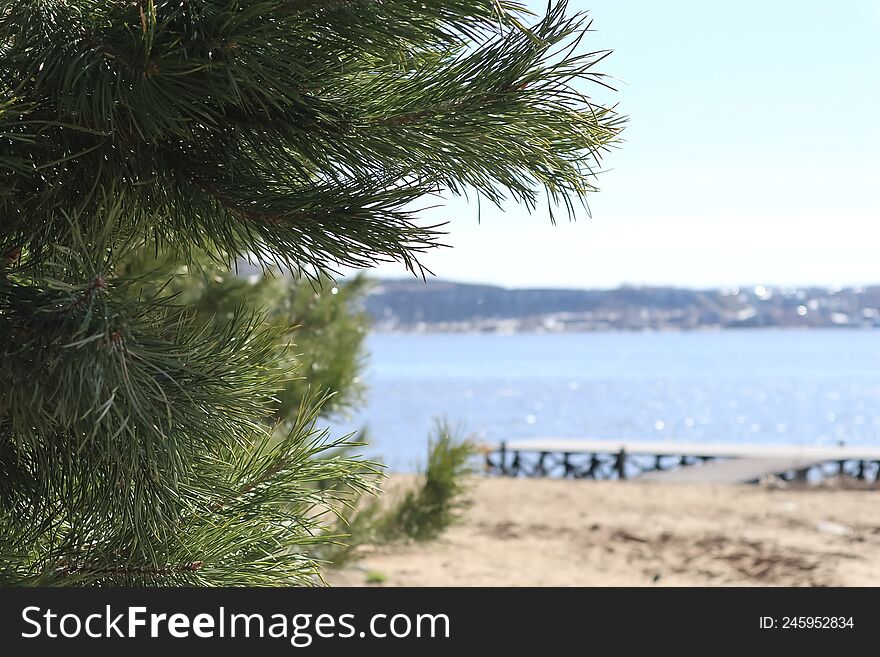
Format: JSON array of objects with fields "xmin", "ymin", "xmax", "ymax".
[{"xmin": 485, "ymin": 439, "xmax": 880, "ymax": 484}]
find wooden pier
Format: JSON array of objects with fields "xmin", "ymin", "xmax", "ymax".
[{"xmin": 485, "ymin": 438, "xmax": 880, "ymax": 484}]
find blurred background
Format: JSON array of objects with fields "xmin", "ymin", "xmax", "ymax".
[{"xmin": 324, "ymin": 0, "xmax": 880, "ymax": 471}]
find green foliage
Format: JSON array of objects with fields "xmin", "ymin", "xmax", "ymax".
[
  {"xmin": 0, "ymin": 0, "xmax": 622, "ymax": 273},
  {"xmin": 255, "ymin": 272, "xmax": 370, "ymax": 421},
  {"xmin": 383, "ymin": 424, "xmax": 475, "ymax": 541},
  {"xmin": 119, "ymin": 249, "xmax": 370, "ymax": 420},
  {"xmin": 0, "ymin": 0, "xmax": 621, "ymax": 585},
  {"xmin": 326, "ymin": 423, "xmax": 475, "ymax": 564},
  {"xmin": 364, "ymin": 570, "xmax": 388, "ymax": 585}
]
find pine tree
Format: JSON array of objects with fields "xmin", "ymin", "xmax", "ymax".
[{"xmin": 0, "ymin": 1, "xmax": 622, "ymax": 585}]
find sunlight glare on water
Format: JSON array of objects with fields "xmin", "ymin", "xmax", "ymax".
[{"xmin": 325, "ymin": 330, "xmax": 880, "ymax": 471}]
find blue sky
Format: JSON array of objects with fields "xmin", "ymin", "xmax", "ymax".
[{"xmin": 367, "ymin": 0, "xmax": 880, "ymax": 289}]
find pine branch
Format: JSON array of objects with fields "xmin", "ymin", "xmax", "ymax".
[
  {"xmin": 279, "ymin": 0, "xmax": 355, "ymax": 13},
  {"xmin": 0, "ymin": 0, "xmax": 623, "ymax": 587},
  {"xmin": 59, "ymin": 561, "xmax": 204, "ymax": 577}
]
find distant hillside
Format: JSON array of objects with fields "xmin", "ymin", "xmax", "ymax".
[{"xmin": 361, "ymin": 279, "xmax": 880, "ymax": 332}]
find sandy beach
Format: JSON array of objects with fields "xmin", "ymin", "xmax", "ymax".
[{"xmin": 327, "ymin": 476, "xmax": 880, "ymax": 587}]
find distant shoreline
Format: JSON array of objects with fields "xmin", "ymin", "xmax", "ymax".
[
  {"xmin": 363, "ymin": 278, "xmax": 880, "ymax": 333},
  {"xmin": 368, "ymin": 324, "xmax": 879, "ymax": 336}
]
